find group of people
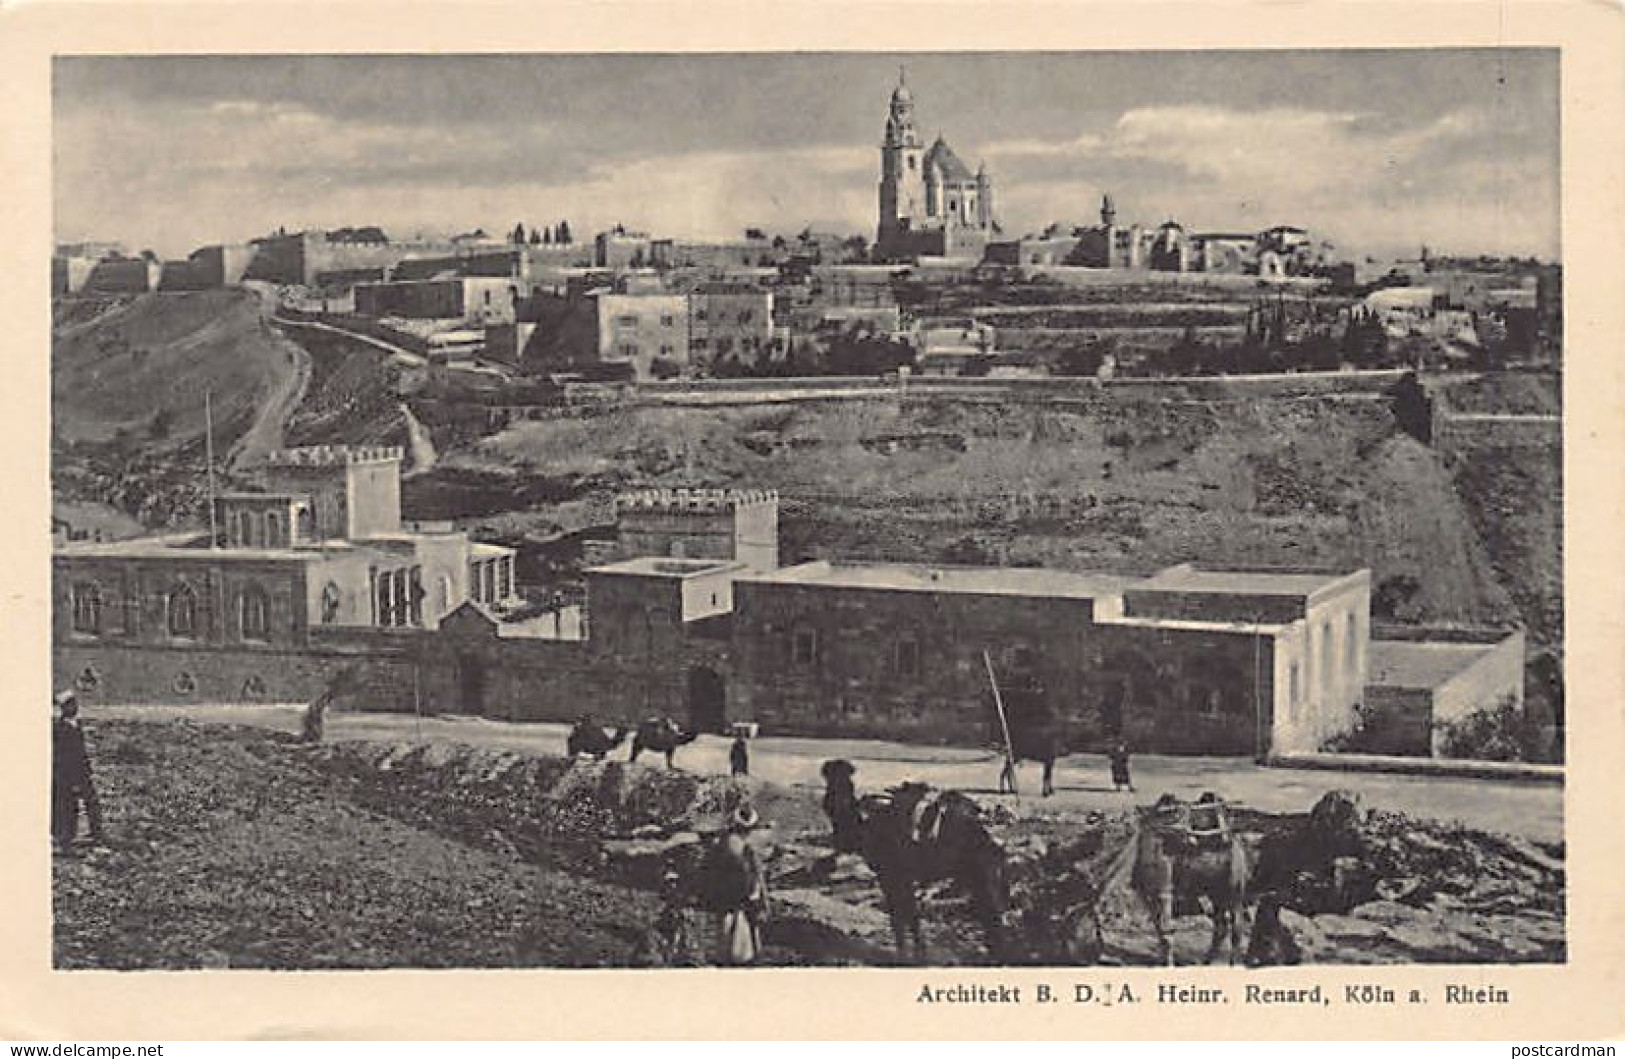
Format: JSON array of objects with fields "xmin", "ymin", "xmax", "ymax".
[{"xmin": 52, "ymin": 690, "xmax": 103, "ymax": 854}]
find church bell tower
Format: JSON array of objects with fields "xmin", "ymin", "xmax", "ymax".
[{"xmin": 878, "ymin": 68, "xmax": 926, "ymax": 251}]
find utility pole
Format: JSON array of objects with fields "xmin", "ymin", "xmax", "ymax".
[{"xmin": 204, "ymin": 389, "xmax": 219, "ymax": 548}]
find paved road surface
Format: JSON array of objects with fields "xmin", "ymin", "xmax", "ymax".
[{"xmin": 89, "ymin": 705, "xmax": 1563, "ymax": 843}]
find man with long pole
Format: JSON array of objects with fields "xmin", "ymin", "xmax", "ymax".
[{"xmin": 983, "ymin": 650, "xmax": 1019, "ymax": 798}]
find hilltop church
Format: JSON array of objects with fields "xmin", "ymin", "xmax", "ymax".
[{"xmin": 875, "ymin": 72, "xmax": 998, "ymax": 262}]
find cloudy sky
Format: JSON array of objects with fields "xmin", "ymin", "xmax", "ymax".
[{"xmin": 54, "ymin": 51, "xmax": 1559, "ymax": 261}]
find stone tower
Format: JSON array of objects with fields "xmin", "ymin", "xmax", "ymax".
[
  {"xmin": 976, "ymin": 162, "xmax": 994, "ymax": 229},
  {"xmin": 877, "ymin": 69, "xmax": 926, "ymax": 249},
  {"xmin": 614, "ymin": 488, "xmax": 781, "ymax": 572}
]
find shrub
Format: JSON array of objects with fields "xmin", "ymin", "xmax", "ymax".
[{"xmin": 1434, "ymin": 695, "xmax": 1540, "ymax": 762}]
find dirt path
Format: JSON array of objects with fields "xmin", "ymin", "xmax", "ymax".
[
  {"xmin": 226, "ymin": 323, "xmax": 311, "ymax": 470},
  {"xmin": 400, "ymin": 403, "xmax": 437, "ymax": 476},
  {"xmin": 91, "ymin": 705, "xmax": 1564, "ymax": 843}
]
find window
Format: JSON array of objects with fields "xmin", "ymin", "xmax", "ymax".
[
  {"xmin": 240, "ymin": 584, "xmax": 270, "ymax": 641},
  {"xmin": 619, "ymin": 343, "xmax": 639, "ymax": 359},
  {"xmin": 660, "ymin": 315, "xmax": 675, "ymax": 327},
  {"xmin": 1345, "ymin": 613, "xmax": 1358, "ymax": 676},
  {"xmin": 616, "ymin": 315, "xmax": 639, "ymax": 328},
  {"xmin": 238, "ymin": 510, "xmax": 254, "ymax": 547},
  {"xmin": 737, "ymin": 310, "xmax": 753, "ymax": 325},
  {"xmin": 265, "ymin": 510, "xmax": 282, "ymax": 547},
  {"xmin": 1288, "ymin": 661, "xmax": 1301, "ymax": 721},
  {"xmin": 70, "ymin": 582, "xmax": 101, "ymax": 634},
  {"xmin": 409, "ymin": 566, "xmax": 424, "ymax": 626},
  {"xmin": 168, "ymin": 582, "xmax": 198, "ymax": 638},
  {"xmin": 439, "ymin": 575, "xmax": 453, "ymax": 613},
  {"xmin": 1320, "ymin": 621, "xmax": 1333, "ymax": 689},
  {"xmin": 296, "ymin": 507, "xmax": 314, "ymax": 542},
  {"xmin": 695, "ymin": 309, "xmax": 708, "ymax": 323},
  {"xmin": 791, "ymin": 626, "xmax": 819, "ymax": 667},
  {"xmin": 483, "ymin": 290, "xmax": 492, "ymax": 306},
  {"xmin": 321, "ymin": 582, "xmax": 343, "ymax": 624},
  {"xmin": 894, "ymin": 636, "xmax": 920, "ymax": 678}
]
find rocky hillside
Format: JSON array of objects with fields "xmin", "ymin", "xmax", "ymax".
[
  {"xmin": 54, "ymin": 721, "xmax": 1564, "ymax": 969},
  {"xmin": 444, "ymin": 392, "xmax": 1528, "ymax": 634}
]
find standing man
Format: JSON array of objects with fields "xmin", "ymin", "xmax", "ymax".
[
  {"xmin": 1108, "ymin": 739, "xmax": 1134, "ymax": 793},
  {"xmin": 729, "ymin": 734, "xmax": 750, "ymax": 778},
  {"xmin": 52, "ymin": 691, "xmax": 103, "ymax": 852},
  {"xmin": 702, "ymin": 803, "xmax": 769, "ymax": 965}
]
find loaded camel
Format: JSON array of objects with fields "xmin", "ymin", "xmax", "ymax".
[
  {"xmin": 820, "ymin": 758, "xmax": 1011, "ymax": 964},
  {"xmin": 565, "ymin": 718, "xmax": 629, "ymax": 761},
  {"xmin": 1127, "ymin": 792, "xmax": 1252, "ymax": 966},
  {"xmin": 629, "ymin": 716, "xmax": 700, "ymax": 768}
]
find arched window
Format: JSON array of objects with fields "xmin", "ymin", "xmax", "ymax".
[
  {"xmin": 1345, "ymin": 613, "xmax": 1359, "ymax": 676},
  {"xmin": 439, "ymin": 575, "xmax": 453, "ymax": 613},
  {"xmin": 265, "ymin": 510, "xmax": 283, "ymax": 548},
  {"xmin": 168, "ymin": 582, "xmax": 198, "ymax": 638},
  {"xmin": 238, "ymin": 511, "xmax": 254, "ymax": 547},
  {"xmin": 1320, "ymin": 621, "xmax": 1334, "ymax": 687},
  {"xmin": 321, "ymin": 582, "xmax": 342, "ymax": 624},
  {"xmin": 296, "ymin": 506, "xmax": 314, "ymax": 542},
  {"xmin": 240, "ymin": 583, "xmax": 270, "ymax": 640},
  {"xmin": 70, "ymin": 582, "xmax": 101, "ymax": 634}
]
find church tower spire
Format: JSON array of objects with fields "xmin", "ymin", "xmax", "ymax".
[{"xmin": 879, "ymin": 70, "xmax": 926, "ymax": 254}]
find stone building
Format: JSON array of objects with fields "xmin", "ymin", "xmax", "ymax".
[
  {"xmin": 55, "ymin": 474, "xmax": 1523, "ymax": 759},
  {"xmin": 54, "ymin": 445, "xmax": 517, "ymax": 705},
  {"xmin": 613, "ymin": 488, "xmax": 780, "ymax": 572},
  {"xmin": 688, "ymin": 283, "xmax": 779, "ymax": 367},
  {"xmin": 876, "ymin": 73, "xmax": 996, "ymax": 262},
  {"xmin": 595, "ymin": 291, "xmax": 690, "ymax": 377},
  {"xmin": 354, "ymin": 276, "xmax": 522, "ymax": 326}
]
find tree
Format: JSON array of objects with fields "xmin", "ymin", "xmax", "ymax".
[
  {"xmin": 530, "ymin": 227, "xmax": 542, "ymax": 245},
  {"xmin": 555, "ymin": 221, "xmax": 572, "ymax": 245},
  {"xmin": 511, "ymin": 222, "xmax": 527, "ymax": 244},
  {"xmin": 1388, "ymin": 372, "xmax": 1433, "ymax": 444},
  {"xmin": 1056, "ymin": 341, "xmax": 1105, "ymax": 377}
]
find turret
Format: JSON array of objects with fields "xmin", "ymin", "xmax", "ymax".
[{"xmin": 1101, "ymin": 193, "xmax": 1117, "ymax": 228}]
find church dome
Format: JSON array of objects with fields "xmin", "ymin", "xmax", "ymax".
[{"xmin": 890, "ymin": 81, "xmax": 913, "ymax": 106}]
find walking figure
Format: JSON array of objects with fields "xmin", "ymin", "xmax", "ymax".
[
  {"xmin": 701, "ymin": 803, "xmax": 769, "ymax": 965},
  {"xmin": 52, "ymin": 691, "xmax": 104, "ymax": 853},
  {"xmin": 1109, "ymin": 740, "xmax": 1134, "ymax": 793}
]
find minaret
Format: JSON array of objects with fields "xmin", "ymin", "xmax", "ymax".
[
  {"xmin": 1100, "ymin": 192, "xmax": 1117, "ymax": 228},
  {"xmin": 878, "ymin": 68, "xmax": 926, "ymax": 253},
  {"xmin": 976, "ymin": 161, "xmax": 994, "ymax": 230}
]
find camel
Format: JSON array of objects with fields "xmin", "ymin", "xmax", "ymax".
[
  {"xmin": 566, "ymin": 718, "xmax": 628, "ymax": 761},
  {"xmin": 997, "ymin": 723, "xmax": 1069, "ymax": 798},
  {"xmin": 629, "ymin": 717, "xmax": 700, "ymax": 768},
  {"xmin": 992, "ymin": 674, "xmax": 1067, "ymax": 797},
  {"xmin": 820, "ymin": 759, "xmax": 1011, "ymax": 964},
  {"xmin": 1129, "ymin": 793, "xmax": 1251, "ymax": 966},
  {"xmin": 1245, "ymin": 790, "xmax": 1371, "ymax": 966}
]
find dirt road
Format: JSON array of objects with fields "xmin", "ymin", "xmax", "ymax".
[{"xmin": 91, "ymin": 705, "xmax": 1563, "ymax": 842}]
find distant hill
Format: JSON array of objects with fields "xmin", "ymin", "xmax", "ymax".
[{"xmin": 51, "ymin": 289, "xmax": 297, "ymax": 451}]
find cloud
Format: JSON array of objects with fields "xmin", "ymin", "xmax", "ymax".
[
  {"xmin": 979, "ymin": 104, "xmax": 1556, "ymax": 256},
  {"xmin": 54, "ymin": 88, "xmax": 1556, "ymax": 261}
]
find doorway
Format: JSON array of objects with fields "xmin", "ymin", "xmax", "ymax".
[
  {"xmin": 687, "ymin": 666, "xmax": 727, "ymax": 734},
  {"xmin": 457, "ymin": 651, "xmax": 486, "ymax": 715}
]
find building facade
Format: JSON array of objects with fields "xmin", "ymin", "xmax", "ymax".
[
  {"xmin": 876, "ymin": 73, "xmax": 996, "ymax": 262},
  {"xmin": 55, "ymin": 476, "xmax": 1523, "ymax": 759}
]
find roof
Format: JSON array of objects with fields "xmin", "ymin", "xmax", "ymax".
[
  {"xmin": 1135, "ymin": 565, "xmax": 1363, "ymax": 598},
  {"xmin": 1367, "ymin": 640, "xmax": 1495, "ymax": 690},
  {"xmin": 925, "ymin": 138, "xmax": 977, "ymax": 183},
  {"xmin": 586, "ymin": 557, "xmax": 747, "ymax": 579},
  {"xmin": 54, "ymin": 534, "xmax": 353, "ymax": 563},
  {"xmin": 743, "ymin": 560, "xmax": 1133, "ymax": 600}
]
